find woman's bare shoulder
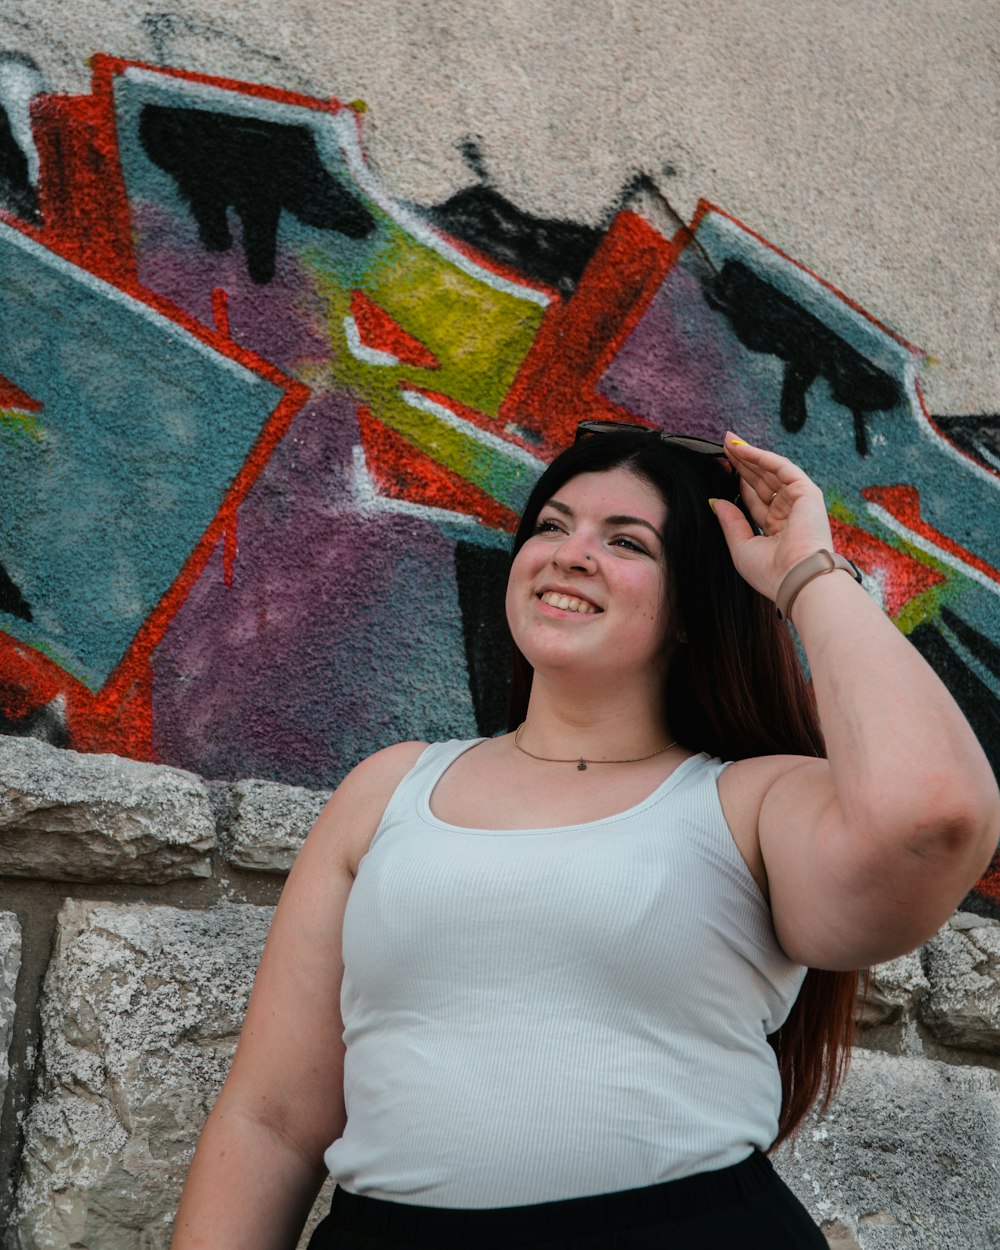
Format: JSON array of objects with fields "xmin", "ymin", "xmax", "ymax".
[
  {"xmin": 310, "ymin": 740, "xmax": 430, "ymax": 868},
  {"xmin": 340, "ymin": 739, "xmax": 431, "ymax": 795},
  {"xmin": 715, "ymin": 753, "xmax": 827, "ymax": 901},
  {"xmin": 720, "ymin": 753, "xmax": 824, "ymax": 798}
]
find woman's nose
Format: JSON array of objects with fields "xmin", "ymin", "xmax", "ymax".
[{"xmin": 552, "ymin": 530, "xmax": 594, "ymax": 572}]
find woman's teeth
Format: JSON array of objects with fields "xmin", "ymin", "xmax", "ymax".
[{"xmin": 540, "ymin": 592, "xmax": 598, "ymax": 614}]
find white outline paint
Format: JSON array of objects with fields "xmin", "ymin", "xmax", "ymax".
[
  {"xmin": 343, "ymin": 315, "xmax": 399, "ymax": 367},
  {"xmin": 329, "ymin": 111, "xmax": 551, "ymax": 308},
  {"xmin": 863, "ymin": 500, "xmax": 1000, "ymax": 600},
  {"xmin": 971, "ymin": 438, "xmax": 1000, "ymax": 475},
  {"xmin": 911, "ymin": 397, "xmax": 1000, "ymax": 494},
  {"xmin": 0, "ymin": 58, "xmax": 46, "ymax": 186},
  {"xmin": 399, "ymin": 389, "xmax": 543, "ymax": 471},
  {"xmin": 348, "ymin": 442, "xmax": 510, "ymax": 544},
  {"xmin": 122, "ymin": 66, "xmax": 327, "ymax": 129}
]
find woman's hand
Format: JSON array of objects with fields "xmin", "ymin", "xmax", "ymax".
[{"xmin": 710, "ymin": 432, "xmax": 835, "ymax": 603}]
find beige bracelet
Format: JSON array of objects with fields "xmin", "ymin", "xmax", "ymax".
[{"xmin": 775, "ymin": 549, "xmax": 862, "ymax": 623}]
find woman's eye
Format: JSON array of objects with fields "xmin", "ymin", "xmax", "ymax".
[
  {"xmin": 535, "ymin": 519, "xmax": 563, "ymax": 534},
  {"xmin": 612, "ymin": 536, "xmax": 646, "ymax": 553}
]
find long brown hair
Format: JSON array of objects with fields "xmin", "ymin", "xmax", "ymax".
[{"xmin": 507, "ymin": 429, "xmax": 861, "ymax": 1146}]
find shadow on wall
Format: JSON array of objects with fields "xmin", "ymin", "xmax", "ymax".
[{"xmin": 0, "ymin": 54, "xmax": 996, "ymax": 910}]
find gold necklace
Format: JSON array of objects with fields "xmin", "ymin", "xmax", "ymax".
[{"xmin": 513, "ymin": 723, "xmax": 677, "ymax": 772}]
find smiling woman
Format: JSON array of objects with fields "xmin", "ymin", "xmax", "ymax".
[
  {"xmin": 170, "ymin": 423, "xmax": 1000, "ymax": 1250},
  {"xmin": 504, "ymin": 467, "xmax": 669, "ymax": 683}
]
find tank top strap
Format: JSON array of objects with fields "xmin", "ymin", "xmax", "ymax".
[{"xmin": 370, "ymin": 738, "xmax": 484, "ymax": 849}]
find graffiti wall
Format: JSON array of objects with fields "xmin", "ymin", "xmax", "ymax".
[{"xmin": 0, "ymin": 55, "xmax": 997, "ymax": 909}]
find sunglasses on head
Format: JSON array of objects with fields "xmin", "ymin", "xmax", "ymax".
[
  {"xmin": 573, "ymin": 420, "xmax": 742, "ymax": 501},
  {"xmin": 574, "ymin": 420, "xmax": 726, "ymax": 458}
]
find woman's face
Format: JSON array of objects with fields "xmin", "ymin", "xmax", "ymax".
[{"xmin": 505, "ymin": 467, "xmax": 670, "ymax": 680}]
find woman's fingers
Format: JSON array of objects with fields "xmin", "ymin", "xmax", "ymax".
[
  {"xmin": 713, "ymin": 433, "xmax": 836, "ymax": 598},
  {"xmin": 725, "ymin": 433, "xmax": 798, "ymax": 503},
  {"xmin": 725, "ymin": 434, "xmax": 824, "ymax": 520},
  {"xmin": 710, "ymin": 496, "xmax": 756, "ymax": 560},
  {"xmin": 726, "ymin": 440, "xmax": 793, "ymax": 533}
]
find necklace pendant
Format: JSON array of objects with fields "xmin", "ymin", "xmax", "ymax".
[{"xmin": 577, "ymin": 758, "xmax": 587, "ymax": 771}]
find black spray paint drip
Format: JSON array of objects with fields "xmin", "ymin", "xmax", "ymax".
[
  {"xmin": 705, "ymin": 260, "xmax": 902, "ymax": 456},
  {"xmin": 0, "ymin": 561, "xmax": 32, "ymax": 621},
  {"xmin": 0, "ymin": 103, "xmax": 39, "ymax": 223},
  {"xmin": 934, "ymin": 414, "xmax": 1000, "ymax": 477},
  {"xmin": 424, "ymin": 185, "xmax": 602, "ymax": 297},
  {"xmin": 419, "ymin": 134, "xmax": 601, "ymax": 297},
  {"xmin": 139, "ymin": 105, "xmax": 376, "ymax": 284}
]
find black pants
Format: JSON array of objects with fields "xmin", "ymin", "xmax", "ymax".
[{"xmin": 306, "ymin": 1151, "xmax": 827, "ymax": 1248}]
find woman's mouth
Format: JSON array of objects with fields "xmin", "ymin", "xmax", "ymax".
[{"xmin": 538, "ymin": 592, "xmax": 599, "ymax": 615}]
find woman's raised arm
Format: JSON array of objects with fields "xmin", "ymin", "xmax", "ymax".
[
  {"xmin": 170, "ymin": 741, "xmax": 427, "ymax": 1250},
  {"xmin": 713, "ymin": 435, "xmax": 999, "ymax": 971}
]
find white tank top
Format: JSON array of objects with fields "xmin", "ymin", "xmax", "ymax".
[{"xmin": 325, "ymin": 739, "xmax": 806, "ymax": 1208}]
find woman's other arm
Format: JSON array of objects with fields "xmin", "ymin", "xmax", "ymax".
[
  {"xmin": 714, "ymin": 437, "xmax": 999, "ymax": 971},
  {"xmin": 170, "ymin": 741, "xmax": 427, "ymax": 1250}
]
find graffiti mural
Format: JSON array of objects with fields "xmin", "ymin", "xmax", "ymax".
[{"xmin": 0, "ymin": 55, "xmax": 996, "ymax": 910}]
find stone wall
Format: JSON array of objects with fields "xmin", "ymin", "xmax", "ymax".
[
  {"xmin": 1, "ymin": 735, "xmax": 998, "ymax": 1249},
  {"xmin": 0, "ymin": 736, "xmax": 332, "ymax": 1249}
]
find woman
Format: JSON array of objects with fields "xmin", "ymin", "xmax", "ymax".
[{"xmin": 171, "ymin": 426, "xmax": 999, "ymax": 1249}]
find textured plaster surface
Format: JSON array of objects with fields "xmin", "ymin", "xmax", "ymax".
[
  {"xmin": 0, "ymin": 0, "xmax": 996, "ymax": 414},
  {"xmin": 1, "ymin": 2, "xmax": 997, "ymax": 804}
]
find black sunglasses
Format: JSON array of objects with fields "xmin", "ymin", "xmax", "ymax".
[
  {"xmin": 573, "ymin": 420, "xmax": 742, "ymax": 501},
  {"xmin": 574, "ymin": 420, "xmax": 726, "ymax": 457}
]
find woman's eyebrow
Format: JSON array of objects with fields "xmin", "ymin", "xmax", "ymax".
[
  {"xmin": 544, "ymin": 498, "xmax": 573, "ymax": 516},
  {"xmin": 544, "ymin": 499, "xmax": 662, "ymax": 542},
  {"xmin": 606, "ymin": 514, "xmax": 663, "ymax": 542}
]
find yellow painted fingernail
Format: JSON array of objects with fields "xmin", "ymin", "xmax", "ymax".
[
  {"xmin": 708, "ymin": 498, "xmax": 718, "ymax": 513},
  {"xmin": 729, "ymin": 438, "xmax": 747, "ymax": 446}
]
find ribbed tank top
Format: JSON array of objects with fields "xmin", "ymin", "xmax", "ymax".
[{"xmin": 324, "ymin": 739, "xmax": 806, "ymax": 1208}]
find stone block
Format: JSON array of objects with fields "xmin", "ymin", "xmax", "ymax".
[
  {"xmin": 0, "ymin": 737, "xmax": 214, "ymax": 883},
  {"xmin": 859, "ymin": 951, "xmax": 929, "ymax": 1029},
  {"xmin": 0, "ymin": 910, "xmax": 21, "ymax": 1099},
  {"xmin": 223, "ymin": 778, "xmax": 330, "ymax": 873},
  {"xmin": 12, "ymin": 900, "xmax": 273, "ymax": 1249},
  {"xmin": 774, "ymin": 1048, "xmax": 1000, "ymax": 1249},
  {"xmin": 856, "ymin": 951, "xmax": 929, "ymax": 1057},
  {"xmin": 920, "ymin": 912, "xmax": 1000, "ymax": 1054}
]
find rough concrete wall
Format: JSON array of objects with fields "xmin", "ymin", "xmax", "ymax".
[{"xmin": 0, "ymin": 737, "xmax": 998, "ymax": 1249}]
